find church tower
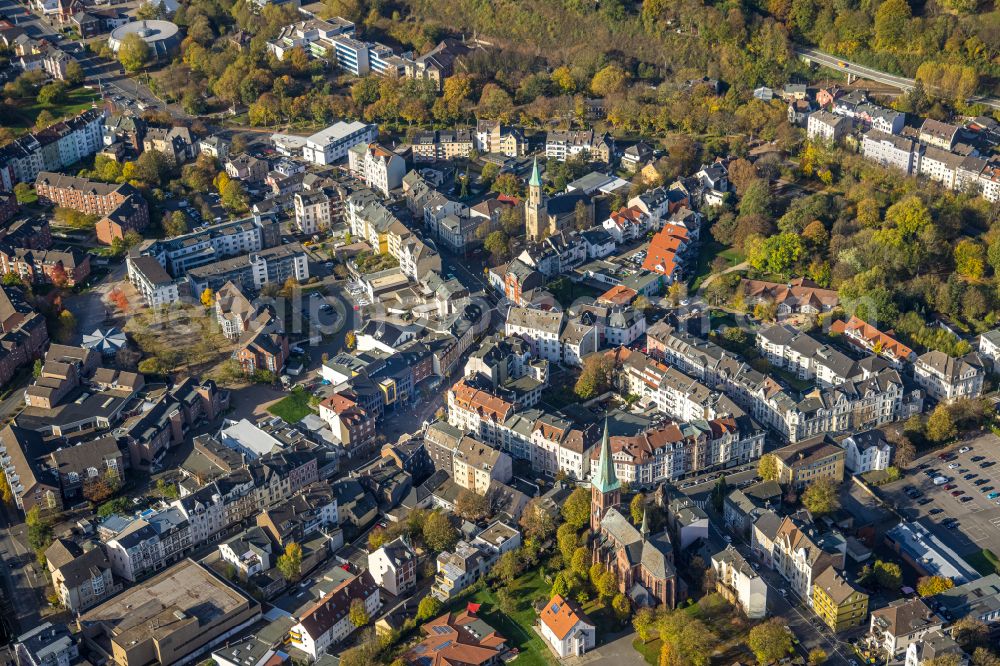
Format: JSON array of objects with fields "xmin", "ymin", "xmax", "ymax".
[
  {"xmin": 591, "ymin": 417, "xmax": 621, "ymax": 533},
  {"xmin": 524, "ymin": 157, "xmax": 546, "ymax": 241}
]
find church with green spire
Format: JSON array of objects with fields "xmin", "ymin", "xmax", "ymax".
[
  {"xmin": 590, "ymin": 417, "xmax": 679, "ymax": 609},
  {"xmin": 523, "ymin": 156, "xmax": 594, "ymax": 241}
]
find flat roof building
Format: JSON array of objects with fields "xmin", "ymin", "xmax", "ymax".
[{"xmin": 78, "ymin": 558, "xmax": 260, "ymax": 666}]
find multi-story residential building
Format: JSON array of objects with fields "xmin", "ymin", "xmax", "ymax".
[
  {"xmin": 225, "ymin": 154, "xmax": 269, "ymax": 183},
  {"xmin": 770, "ymin": 436, "xmax": 845, "ymax": 489},
  {"xmin": 589, "ymin": 417, "xmax": 763, "ymax": 487},
  {"xmin": 410, "ymin": 129, "xmax": 474, "ymax": 162},
  {"xmin": 838, "ymin": 430, "xmax": 892, "ymax": 474},
  {"xmin": 807, "ymin": 111, "xmax": 851, "ymax": 143},
  {"xmin": 712, "ymin": 545, "xmax": 767, "ymax": 618},
  {"xmin": 812, "ymin": 565, "xmax": 869, "ymax": 632},
  {"xmin": 170, "ymin": 473, "xmax": 258, "ymax": 545},
  {"xmin": 348, "ymin": 142, "xmax": 406, "ymax": 196},
  {"xmin": 452, "ymin": 436, "xmax": 513, "ymax": 495},
  {"xmin": 913, "ymin": 350, "xmax": 985, "ymax": 403},
  {"xmin": 723, "ymin": 481, "xmax": 782, "ymax": 536},
  {"xmin": 318, "ymin": 392, "xmax": 376, "ymax": 457},
  {"xmin": 132, "ymin": 215, "xmax": 280, "ymax": 276},
  {"xmin": 103, "ymin": 509, "xmax": 193, "ymax": 582},
  {"xmin": 979, "ymin": 328, "xmax": 1000, "ymax": 370},
  {"xmin": 14, "ymin": 623, "xmax": 79, "ymax": 666},
  {"xmin": 34, "ymin": 172, "xmax": 149, "ymax": 245},
  {"xmin": 868, "ymin": 598, "xmax": 943, "ymax": 659},
  {"xmin": 928, "ymin": 572, "xmax": 1000, "ymax": 627},
  {"xmin": 301, "ymin": 121, "xmax": 377, "ymax": 166},
  {"xmin": 0, "ymin": 284, "xmax": 49, "ymax": 390},
  {"xmin": 185, "ymin": 244, "xmax": 309, "ymax": 296},
  {"xmin": 293, "ymin": 191, "xmax": 332, "ymax": 236},
  {"xmin": 750, "ymin": 510, "xmax": 782, "ymax": 568},
  {"xmin": 430, "ymin": 539, "xmax": 488, "ymax": 601},
  {"xmin": 545, "ymin": 129, "xmax": 614, "ymax": 162},
  {"xmin": 757, "ymin": 324, "xmax": 858, "ymax": 386},
  {"xmin": 528, "ymin": 412, "xmax": 592, "ymax": 481},
  {"xmin": 831, "ymin": 316, "xmax": 915, "ymax": 367},
  {"xmin": 126, "ymin": 255, "xmax": 179, "ymax": 308},
  {"xmin": 919, "ymin": 146, "xmax": 964, "ymax": 190},
  {"xmin": 904, "ymin": 632, "xmax": 967, "ymax": 666},
  {"xmin": 45, "ymin": 539, "xmax": 119, "ymax": 613},
  {"xmin": 0, "ymin": 246, "xmax": 90, "ymax": 287},
  {"xmin": 447, "ymin": 380, "xmax": 515, "ymax": 448},
  {"xmin": 199, "ymin": 135, "xmax": 229, "ymax": 160},
  {"xmin": 0, "ymin": 109, "xmax": 105, "ymax": 190},
  {"xmin": 772, "ymin": 515, "xmax": 847, "ymax": 603},
  {"xmin": 919, "ymin": 118, "xmax": 960, "ymax": 150},
  {"xmin": 743, "ymin": 278, "xmax": 840, "ymax": 317},
  {"xmin": 217, "ymin": 526, "xmax": 273, "ymax": 580},
  {"xmin": 505, "ymin": 307, "xmax": 564, "ymax": 363},
  {"xmin": 862, "ymin": 130, "xmax": 919, "ymax": 175},
  {"xmin": 367, "ymin": 536, "xmax": 417, "ymax": 596},
  {"xmin": 142, "ymin": 126, "xmax": 196, "ymax": 164},
  {"xmin": 288, "ymin": 572, "xmax": 379, "ymax": 659},
  {"xmin": 474, "ymin": 120, "xmax": 526, "ymax": 157}
]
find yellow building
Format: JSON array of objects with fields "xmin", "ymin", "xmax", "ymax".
[
  {"xmin": 812, "ymin": 565, "xmax": 868, "ymax": 632},
  {"xmin": 772, "ymin": 435, "xmax": 846, "ymax": 489}
]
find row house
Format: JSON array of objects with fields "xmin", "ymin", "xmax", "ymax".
[
  {"xmin": 0, "ymin": 246, "xmax": 90, "ymax": 286},
  {"xmin": 0, "ymin": 109, "xmax": 104, "ymax": 190},
  {"xmin": 410, "ymin": 129, "xmax": 474, "ymax": 162},
  {"xmin": 830, "ymin": 316, "xmax": 916, "ymax": 368},
  {"xmin": 711, "ymin": 545, "xmax": 768, "ymax": 619},
  {"xmin": 446, "ymin": 379, "xmax": 515, "ymax": 448},
  {"xmin": 347, "ymin": 142, "xmax": 406, "ymax": 196},
  {"xmin": 474, "ymin": 120, "xmax": 526, "ymax": 157},
  {"xmin": 171, "ymin": 471, "xmax": 258, "ymax": 545},
  {"xmin": 591, "ymin": 417, "xmax": 763, "ymax": 486},
  {"xmin": 293, "ymin": 190, "xmax": 332, "ymax": 236},
  {"xmin": 770, "ymin": 515, "xmax": 847, "ymax": 603},
  {"xmin": 103, "ymin": 507, "xmax": 193, "ymax": 582},
  {"xmin": 757, "ymin": 323, "xmax": 859, "ymax": 386},
  {"xmin": 318, "ymin": 392, "xmax": 376, "ymax": 457},
  {"xmin": 545, "ymin": 128, "xmax": 614, "ymax": 163},
  {"xmin": 0, "ymin": 284, "xmax": 49, "ymax": 390}
]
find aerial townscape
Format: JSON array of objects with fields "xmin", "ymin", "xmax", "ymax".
[{"xmin": 4, "ymin": 0, "xmax": 1000, "ymax": 666}]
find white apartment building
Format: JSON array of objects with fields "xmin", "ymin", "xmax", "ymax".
[
  {"xmin": 807, "ymin": 111, "xmax": 850, "ymax": 144},
  {"xmin": 367, "ymin": 537, "xmax": 417, "ymax": 596},
  {"xmin": 711, "ymin": 545, "xmax": 768, "ymax": 619},
  {"xmin": 840, "ymin": 430, "xmax": 892, "ymax": 474},
  {"xmin": 288, "ymin": 573, "xmax": 379, "ymax": 659},
  {"xmin": 979, "ymin": 329, "xmax": 1000, "ymax": 371},
  {"xmin": 347, "ymin": 142, "xmax": 406, "ymax": 196},
  {"xmin": 772, "ymin": 517, "xmax": 846, "ymax": 604},
  {"xmin": 293, "ymin": 191, "xmax": 332, "ymax": 236},
  {"xmin": 505, "ymin": 307, "xmax": 564, "ymax": 363},
  {"xmin": 919, "ymin": 146, "xmax": 964, "ymax": 190},
  {"xmin": 302, "ymin": 121, "xmax": 377, "ymax": 166},
  {"xmin": 913, "ymin": 350, "xmax": 985, "ymax": 403},
  {"xmin": 126, "ymin": 255, "xmax": 180, "ymax": 308},
  {"xmin": 862, "ymin": 130, "xmax": 919, "ymax": 175}
]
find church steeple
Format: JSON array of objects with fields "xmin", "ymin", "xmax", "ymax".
[
  {"xmin": 525, "ymin": 157, "xmax": 546, "ymax": 240},
  {"xmin": 529, "ymin": 156, "xmax": 542, "ymax": 188},
  {"xmin": 591, "ymin": 417, "xmax": 621, "ymax": 532},
  {"xmin": 593, "ymin": 416, "xmax": 620, "ymax": 494},
  {"xmin": 640, "ymin": 508, "xmax": 650, "ymax": 537}
]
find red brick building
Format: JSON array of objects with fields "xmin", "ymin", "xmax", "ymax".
[
  {"xmin": 34, "ymin": 172, "xmax": 149, "ymax": 245},
  {"xmin": 0, "ymin": 246, "xmax": 90, "ymax": 286}
]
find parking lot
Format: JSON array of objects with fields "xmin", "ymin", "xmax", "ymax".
[{"xmin": 881, "ymin": 432, "xmax": 1000, "ymax": 564}]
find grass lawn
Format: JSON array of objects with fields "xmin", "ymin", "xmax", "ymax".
[
  {"xmin": 451, "ymin": 567, "xmax": 557, "ymax": 666},
  {"xmin": 267, "ymin": 387, "xmax": 314, "ymax": 423},
  {"xmin": 7, "ymin": 88, "xmax": 101, "ymax": 134},
  {"xmin": 633, "ymin": 637, "xmax": 661, "ymax": 665},
  {"xmin": 966, "ymin": 548, "xmax": 1000, "ymax": 575},
  {"xmin": 690, "ymin": 241, "xmax": 745, "ymax": 292}
]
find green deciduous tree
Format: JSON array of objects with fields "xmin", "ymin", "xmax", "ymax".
[
  {"xmin": 118, "ymin": 33, "xmax": 151, "ymax": 72},
  {"xmin": 416, "ymin": 595, "xmax": 442, "ymax": 622},
  {"xmin": 277, "ymin": 542, "xmax": 303, "ymax": 581},
  {"xmin": 349, "ymin": 597, "xmax": 370, "ymax": 627},
  {"xmin": 917, "ymin": 575, "xmax": 954, "ymax": 597},
  {"xmin": 748, "ymin": 619, "xmax": 793, "ymax": 664},
  {"xmin": 801, "ymin": 477, "xmax": 840, "ymax": 516},
  {"xmin": 758, "ymin": 453, "xmax": 779, "ymax": 481},
  {"xmin": 926, "ymin": 404, "xmax": 957, "ymax": 443},
  {"xmin": 561, "ymin": 487, "xmax": 590, "ymax": 530},
  {"xmin": 422, "ymin": 511, "xmax": 458, "ymax": 552}
]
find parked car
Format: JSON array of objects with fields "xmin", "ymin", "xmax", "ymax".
[
  {"xmin": 945, "ymin": 484, "xmax": 956, "ymax": 490},
  {"xmin": 929, "ymin": 508, "xmax": 944, "ymax": 515},
  {"xmin": 959, "ymin": 446, "xmax": 972, "ymax": 454},
  {"xmin": 960, "ymin": 496, "xmax": 973, "ymax": 503},
  {"xmin": 951, "ymin": 490, "xmax": 965, "ymax": 496}
]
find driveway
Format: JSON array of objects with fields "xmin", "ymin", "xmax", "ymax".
[{"xmin": 559, "ymin": 628, "xmax": 637, "ymax": 665}]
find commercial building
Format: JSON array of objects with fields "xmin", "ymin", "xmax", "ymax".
[{"xmin": 78, "ymin": 558, "xmax": 260, "ymax": 666}]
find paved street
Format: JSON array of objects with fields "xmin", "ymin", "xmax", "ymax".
[{"xmin": 0, "ymin": 503, "xmax": 45, "ymax": 636}]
